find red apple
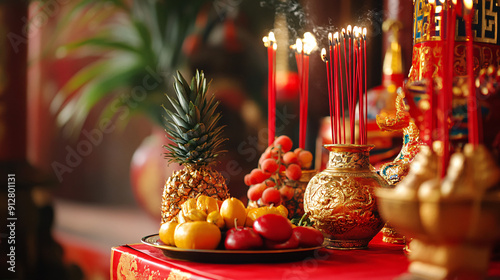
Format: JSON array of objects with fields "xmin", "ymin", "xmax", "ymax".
[
  {"xmin": 225, "ymin": 226, "xmax": 263, "ymax": 250},
  {"xmin": 292, "ymin": 226, "xmax": 324, "ymax": 248},
  {"xmin": 264, "ymin": 231, "xmax": 299, "ymax": 250},
  {"xmin": 253, "ymin": 214, "xmax": 293, "ymax": 243}
]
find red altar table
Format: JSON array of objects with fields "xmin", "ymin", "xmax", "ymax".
[{"xmin": 110, "ymin": 233, "xmax": 500, "ymax": 279}]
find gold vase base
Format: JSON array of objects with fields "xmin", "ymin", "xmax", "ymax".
[
  {"xmin": 324, "ymin": 237, "xmax": 370, "ymax": 250},
  {"xmin": 381, "ymin": 224, "xmax": 406, "ymax": 245},
  {"xmin": 382, "ymin": 235, "xmax": 405, "ymax": 244},
  {"xmin": 405, "ymin": 239, "xmax": 490, "ymax": 280}
]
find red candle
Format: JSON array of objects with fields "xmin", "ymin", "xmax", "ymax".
[{"xmin": 464, "ymin": 0, "xmax": 478, "ymax": 147}]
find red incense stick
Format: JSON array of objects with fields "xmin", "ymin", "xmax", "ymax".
[
  {"xmin": 465, "ymin": 1, "xmax": 478, "ymax": 147},
  {"xmin": 333, "ymin": 33, "xmax": 341, "ymax": 144},
  {"xmin": 340, "ymin": 30, "xmax": 347, "ymax": 144},
  {"xmin": 323, "ymin": 47, "xmax": 335, "ymax": 144},
  {"xmin": 363, "ymin": 28, "xmax": 368, "ymax": 144},
  {"xmin": 264, "ymin": 32, "xmax": 276, "ymax": 146},
  {"xmin": 357, "ymin": 32, "xmax": 364, "ymax": 145}
]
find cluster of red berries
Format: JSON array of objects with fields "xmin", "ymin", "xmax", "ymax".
[{"xmin": 244, "ymin": 135, "xmax": 313, "ymax": 206}]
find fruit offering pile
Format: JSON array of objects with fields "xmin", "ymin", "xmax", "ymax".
[
  {"xmin": 244, "ymin": 135, "xmax": 314, "ymax": 216},
  {"xmin": 159, "ymin": 195, "xmax": 323, "ymax": 250}
]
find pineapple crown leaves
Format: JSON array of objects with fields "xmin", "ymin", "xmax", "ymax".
[{"xmin": 162, "ymin": 70, "xmax": 227, "ymax": 166}]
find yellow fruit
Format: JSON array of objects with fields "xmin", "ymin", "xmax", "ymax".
[
  {"xmin": 197, "ymin": 195, "xmax": 219, "ymax": 214},
  {"xmin": 159, "ymin": 221, "xmax": 178, "ymax": 246},
  {"xmin": 206, "ymin": 210, "xmax": 225, "ymax": 229},
  {"xmin": 187, "ymin": 208, "xmax": 208, "ymax": 221},
  {"xmin": 220, "ymin": 197, "xmax": 247, "ymax": 228},
  {"xmin": 276, "ymin": 205, "xmax": 289, "ymax": 218},
  {"xmin": 245, "ymin": 206, "xmax": 281, "ymax": 227},
  {"xmin": 177, "ymin": 211, "xmax": 189, "ymax": 223},
  {"xmin": 181, "ymin": 198, "xmax": 198, "ymax": 216},
  {"xmin": 174, "ymin": 221, "xmax": 221, "ymax": 250}
]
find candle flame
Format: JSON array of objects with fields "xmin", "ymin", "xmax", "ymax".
[
  {"xmin": 347, "ymin": 25, "xmax": 352, "ymax": 36},
  {"xmin": 439, "ymin": 0, "xmax": 445, "ymax": 3},
  {"xmin": 328, "ymin": 32, "xmax": 333, "ymax": 44},
  {"xmin": 321, "ymin": 48, "xmax": 327, "ymax": 62},
  {"xmin": 334, "ymin": 32, "xmax": 339, "ymax": 41},
  {"xmin": 464, "ymin": 0, "xmax": 473, "ymax": 10},
  {"xmin": 296, "ymin": 38, "xmax": 303, "ymax": 53},
  {"xmin": 303, "ymin": 32, "xmax": 317, "ymax": 55},
  {"xmin": 273, "ymin": 43, "xmax": 277, "ymax": 51},
  {"xmin": 341, "ymin": 28, "xmax": 346, "ymax": 38},
  {"xmin": 452, "ymin": 0, "xmax": 457, "ymax": 4},
  {"xmin": 362, "ymin": 27, "xmax": 367, "ymax": 38},
  {"xmin": 428, "ymin": 0, "xmax": 435, "ymax": 4}
]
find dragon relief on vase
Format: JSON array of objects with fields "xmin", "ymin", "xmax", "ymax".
[{"xmin": 305, "ymin": 174, "xmax": 380, "ymax": 236}]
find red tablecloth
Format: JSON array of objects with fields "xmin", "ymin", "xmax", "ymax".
[{"xmin": 110, "ymin": 233, "xmax": 500, "ymax": 280}]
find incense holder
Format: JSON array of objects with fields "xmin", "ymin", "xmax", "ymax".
[
  {"xmin": 376, "ymin": 144, "xmax": 500, "ymax": 279},
  {"xmin": 304, "ymin": 144, "xmax": 388, "ymax": 249}
]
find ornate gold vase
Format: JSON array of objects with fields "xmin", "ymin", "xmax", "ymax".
[{"xmin": 304, "ymin": 144, "xmax": 388, "ymax": 249}]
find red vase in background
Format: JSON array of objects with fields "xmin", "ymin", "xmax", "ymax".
[{"xmin": 130, "ymin": 127, "xmax": 181, "ymax": 220}]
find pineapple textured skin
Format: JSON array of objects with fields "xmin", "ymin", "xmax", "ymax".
[{"xmin": 161, "ymin": 166, "xmax": 229, "ymax": 223}]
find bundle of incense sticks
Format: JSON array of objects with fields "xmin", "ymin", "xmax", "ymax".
[
  {"xmin": 321, "ymin": 26, "xmax": 367, "ymax": 145},
  {"xmin": 292, "ymin": 32, "xmax": 317, "ymax": 149}
]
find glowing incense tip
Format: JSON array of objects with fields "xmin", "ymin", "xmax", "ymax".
[
  {"xmin": 262, "ymin": 36, "xmax": 269, "ymax": 47},
  {"xmin": 303, "ymin": 32, "xmax": 317, "ymax": 55},
  {"xmin": 321, "ymin": 48, "xmax": 327, "ymax": 62},
  {"xmin": 354, "ymin": 26, "xmax": 360, "ymax": 38},
  {"xmin": 464, "ymin": 0, "xmax": 473, "ymax": 9},
  {"xmin": 296, "ymin": 38, "xmax": 303, "ymax": 53},
  {"xmin": 268, "ymin": 31, "xmax": 276, "ymax": 43}
]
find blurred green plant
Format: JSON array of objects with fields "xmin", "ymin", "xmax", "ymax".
[{"xmin": 50, "ymin": 0, "xmax": 213, "ymax": 136}]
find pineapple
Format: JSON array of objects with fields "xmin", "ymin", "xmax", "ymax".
[{"xmin": 161, "ymin": 70, "xmax": 230, "ymax": 223}]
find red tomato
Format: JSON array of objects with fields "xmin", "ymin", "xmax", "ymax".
[
  {"xmin": 253, "ymin": 214, "xmax": 293, "ymax": 242},
  {"xmin": 292, "ymin": 226, "xmax": 324, "ymax": 247}
]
